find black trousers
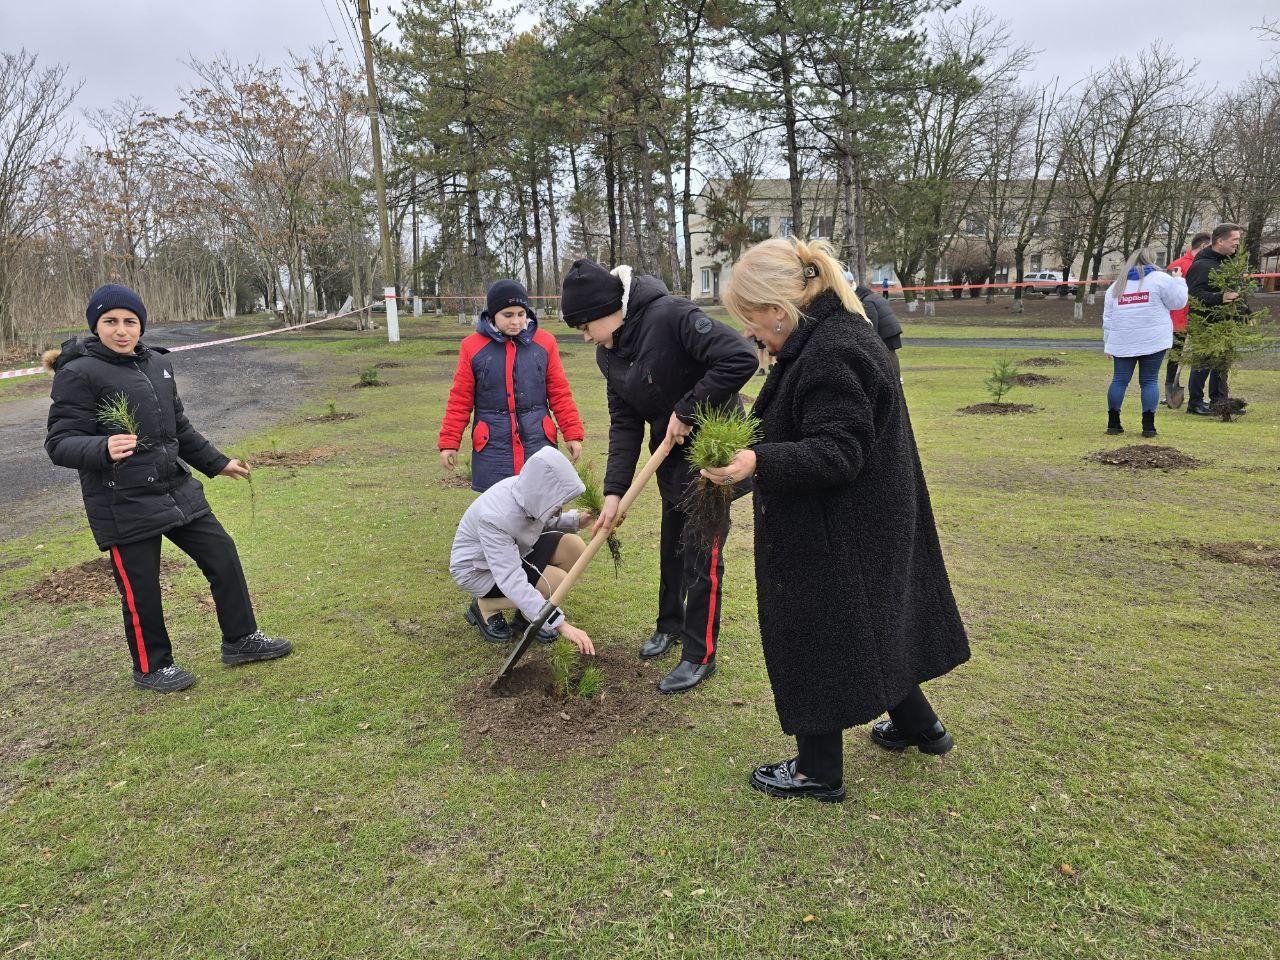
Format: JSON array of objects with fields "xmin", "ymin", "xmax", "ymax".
[
  {"xmin": 1188, "ymin": 366, "xmax": 1228, "ymax": 406},
  {"xmin": 657, "ymin": 496, "xmax": 725, "ymax": 665},
  {"xmin": 107, "ymin": 512, "xmax": 256, "ymax": 674},
  {"xmin": 795, "ymin": 686, "xmax": 940, "ymax": 785},
  {"xmin": 1165, "ymin": 332, "xmax": 1185, "ymax": 388}
]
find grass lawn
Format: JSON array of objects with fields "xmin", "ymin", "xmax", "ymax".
[{"xmin": 1, "ymin": 319, "xmax": 1277, "ymax": 958}]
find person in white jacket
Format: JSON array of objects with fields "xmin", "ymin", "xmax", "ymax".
[
  {"xmin": 450, "ymin": 446, "xmax": 595, "ymax": 653},
  {"xmin": 1102, "ymin": 249, "xmax": 1188, "ymax": 438}
]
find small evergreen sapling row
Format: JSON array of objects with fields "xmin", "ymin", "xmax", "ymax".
[
  {"xmin": 680, "ymin": 403, "xmax": 762, "ymax": 553},
  {"xmin": 575, "ymin": 463, "xmax": 622, "ymax": 575}
]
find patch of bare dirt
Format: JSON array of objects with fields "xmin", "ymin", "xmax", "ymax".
[
  {"xmin": 436, "ymin": 348, "xmax": 460, "ymax": 356},
  {"xmin": 1086, "ymin": 445, "xmax": 1203, "ymax": 471},
  {"xmin": 437, "ymin": 470, "xmax": 474, "ymax": 490},
  {"xmin": 457, "ymin": 650, "xmax": 679, "ymax": 762},
  {"xmin": 1012, "ymin": 373, "xmax": 1061, "ymax": 386},
  {"xmin": 303, "ymin": 412, "xmax": 360, "ymax": 424},
  {"xmin": 374, "ymin": 360, "xmax": 405, "ymax": 369},
  {"xmin": 1020, "ymin": 356, "xmax": 1066, "ymax": 367},
  {"xmin": 1192, "ymin": 541, "xmax": 1280, "ymax": 572},
  {"xmin": 352, "ymin": 379, "xmax": 391, "ymax": 388},
  {"xmin": 958, "ymin": 403, "xmax": 1036, "ymax": 415},
  {"xmin": 250, "ymin": 446, "xmax": 335, "ymax": 468},
  {"xmin": 15, "ymin": 556, "xmax": 185, "ymax": 605}
]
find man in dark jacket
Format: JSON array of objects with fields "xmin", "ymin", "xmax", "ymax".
[
  {"xmin": 1185, "ymin": 223, "xmax": 1244, "ymax": 415},
  {"xmin": 853, "ymin": 279, "xmax": 904, "ymax": 379},
  {"xmin": 560, "ymin": 260, "xmax": 757, "ymax": 693},
  {"xmin": 44, "ymin": 284, "xmax": 291, "ymax": 692}
]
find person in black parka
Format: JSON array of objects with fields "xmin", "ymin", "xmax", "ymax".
[
  {"xmin": 704, "ymin": 238, "xmax": 970, "ymax": 803},
  {"xmin": 43, "ymin": 284, "xmax": 292, "ymax": 693},
  {"xmin": 853, "ymin": 279, "xmax": 904, "ymax": 380},
  {"xmin": 560, "ymin": 259, "xmax": 757, "ymax": 694}
]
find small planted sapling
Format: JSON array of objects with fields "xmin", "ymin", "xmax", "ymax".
[
  {"xmin": 985, "ymin": 358, "xmax": 1019, "ymax": 405},
  {"xmin": 358, "ymin": 365, "xmax": 382, "ymax": 387},
  {"xmin": 548, "ymin": 637, "xmax": 578, "ymax": 699},
  {"xmin": 575, "ymin": 463, "xmax": 622, "ymax": 575},
  {"xmin": 577, "ymin": 664, "xmax": 603, "ymax": 700},
  {"xmin": 680, "ymin": 403, "xmax": 762, "ymax": 553}
]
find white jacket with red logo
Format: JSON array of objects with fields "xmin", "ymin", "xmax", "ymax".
[{"xmin": 1102, "ymin": 266, "xmax": 1188, "ymax": 357}]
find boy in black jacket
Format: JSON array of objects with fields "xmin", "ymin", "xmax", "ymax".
[{"xmin": 43, "ymin": 284, "xmax": 291, "ymax": 692}]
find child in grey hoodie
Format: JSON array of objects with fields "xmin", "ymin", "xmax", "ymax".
[{"xmin": 450, "ymin": 447, "xmax": 596, "ymax": 653}]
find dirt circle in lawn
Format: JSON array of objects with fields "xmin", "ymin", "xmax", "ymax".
[
  {"xmin": 1020, "ymin": 356, "xmax": 1066, "ymax": 367},
  {"xmin": 1011, "ymin": 373, "xmax": 1061, "ymax": 387},
  {"xmin": 1086, "ymin": 444, "xmax": 1203, "ymax": 470},
  {"xmin": 457, "ymin": 650, "xmax": 676, "ymax": 761},
  {"xmin": 16, "ymin": 556, "xmax": 184, "ymax": 605},
  {"xmin": 958, "ymin": 402, "xmax": 1036, "ymax": 415}
]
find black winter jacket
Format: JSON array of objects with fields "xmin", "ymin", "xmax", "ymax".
[
  {"xmin": 750, "ymin": 292, "xmax": 969, "ymax": 734},
  {"xmin": 597, "ymin": 271, "xmax": 757, "ymax": 503},
  {"xmin": 44, "ymin": 337, "xmax": 231, "ymax": 549},
  {"xmin": 856, "ymin": 284, "xmax": 903, "ymax": 350},
  {"xmin": 1185, "ymin": 246, "xmax": 1235, "ymax": 314}
]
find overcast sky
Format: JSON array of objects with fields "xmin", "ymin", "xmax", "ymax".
[{"xmin": 4, "ymin": 0, "xmax": 1276, "ymax": 127}]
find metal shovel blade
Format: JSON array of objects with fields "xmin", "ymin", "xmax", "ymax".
[{"xmin": 490, "ymin": 602, "xmax": 555, "ymax": 688}]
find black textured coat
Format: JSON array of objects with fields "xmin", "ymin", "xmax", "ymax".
[
  {"xmin": 750, "ymin": 292, "xmax": 969, "ymax": 735},
  {"xmin": 856, "ymin": 284, "xmax": 903, "ymax": 349},
  {"xmin": 1185, "ymin": 246, "xmax": 1235, "ymax": 312},
  {"xmin": 45, "ymin": 337, "xmax": 230, "ymax": 549},
  {"xmin": 598, "ymin": 273, "xmax": 757, "ymax": 503}
]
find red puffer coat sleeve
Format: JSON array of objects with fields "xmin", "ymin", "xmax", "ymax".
[
  {"xmin": 438, "ymin": 334, "xmax": 484, "ymax": 450},
  {"xmin": 535, "ymin": 330, "xmax": 584, "ymax": 442}
]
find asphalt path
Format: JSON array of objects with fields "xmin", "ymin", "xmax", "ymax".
[{"xmin": 0, "ymin": 323, "xmax": 313, "ymax": 543}]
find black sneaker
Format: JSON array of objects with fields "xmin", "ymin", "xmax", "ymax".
[
  {"xmin": 511, "ymin": 611, "xmax": 557, "ymax": 643},
  {"xmin": 748, "ymin": 758, "xmax": 846, "ymax": 803},
  {"xmin": 465, "ymin": 600, "xmax": 512, "ymax": 643},
  {"xmin": 221, "ymin": 630, "xmax": 293, "ymax": 665},
  {"xmin": 869, "ymin": 719, "xmax": 954, "ymax": 755},
  {"xmin": 133, "ymin": 664, "xmax": 197, "ymax": 693}
]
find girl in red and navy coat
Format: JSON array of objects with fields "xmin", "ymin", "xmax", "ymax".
[{"xmin": 439, "ymin": 280, "xmax": 585, "ymax": 492}]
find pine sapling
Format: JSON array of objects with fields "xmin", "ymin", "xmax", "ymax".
[
  {"xmin": 575, "ymin": 463, "xmax": 622, "ymax": 575},
  {"xmin": 985, "ymin": 358, "xmax": 1019, "ymax": 405},
  {"xmin": 548, "ymin": 637, "xmax": 579, "ymax": 700},
  {"xmin": 1185, "ymin": 249, "xmax": 1272, "ymax": 421},
  {"xmin": 680, "ymin": 403, "xmax": 762, "ymax": 553},
  {"xmin": 96, "ymin": 393, "xmax": 150, "ymax": 470},
  {"xmin": 359, "ymin": 365, "xmax": 382, "ymax": 387},
  {"xmin": 577, "ymin": 664, "xmax": 604, "ymax": 700}
]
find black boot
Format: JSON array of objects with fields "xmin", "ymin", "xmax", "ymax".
[
  {"xmin": 639, "ymin": 630, "xmax": 679, "ymax": 660},
  {"xmin": 657, "ymin": 658, "xmax": 715, "ymax": 694},
  {"xmin": 221, "ymin": 630, "xmax": 293, "ymax": 665},
  {"xmin": 1141, "ymin": 411, "xmax": 1157, "ymax": 438},
  {"xmin": 465, "ymin": 600, "xmax": 511, "ymax": 643},
  {"xmin": 869, "ymin": 719, "xmax": 955, "ymax": 755},
  {"xmin": 1106, "ymin": 409, "xmax": 1123, "ymax": 435}
]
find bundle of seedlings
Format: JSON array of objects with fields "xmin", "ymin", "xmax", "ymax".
[
  {"xmin": 575, "ymin": 463, "xmax": 622, "ymax": 575},
  {"xmin": 679, "ymin": 403, "xmax": 762, "ymax": 553},
  {"xmin": 548, "ymin": 637, "xmax": 604, "ymax": 700}
]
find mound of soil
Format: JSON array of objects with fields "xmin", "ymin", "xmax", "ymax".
[
  {"xmin": 1086, "ymin": 445, "xmax": 1203, "ymax": 470},
  {"xmin": 352, "ymin": 378, "xmax": 390, "ymax": 388},
  {"xmin": 304, "ymin": 411, "xmax": 359, "ymax": 424},
  {"xmin": 958, "ymin": 403, "xmax": 1036, "ymax": 415},
  {"xmin": 1012, "ymin": 373, "xmax": 1061, "ymax": 386},
  {"xmin": 251, "ymin": 446, "xmax": 334, "ymax": 468},
  {"xmin": 1193, "ymin": 541, "xmax": 1280, "ymax": 572},
  {"xmin": 436, "ymin": 348, "xmax": 460, "ymax": 356},
  {"xmin": 16, "ymin": 556, "xmax": 184, "ymax": 605},
  {"xmin": 457, "ymin": 650, "xmax": 678, "ymax": 762},
  {"xmin": 1020, "ymin": 356, "xmax": 1066, "ymax": 367},
  {"xmin": 438, "ymin": 472, "xmax": 474, "ymax": 490},
  {"xmin": 374, "ymin": 360, "xmax": 404, "ymax": 369}
]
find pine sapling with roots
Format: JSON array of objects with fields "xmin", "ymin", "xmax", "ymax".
[
  {"xmin": 680, "ymin": 404, "xmax": 762, "ymax": 554},
  {"xmin": 575, "ymin": 463, "xmax": 621, "ymax": 575}
]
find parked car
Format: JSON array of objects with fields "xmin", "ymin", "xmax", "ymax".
[{"xmin": 1024, "ymin": 271, "xmax": 1069, "ymax": 296}]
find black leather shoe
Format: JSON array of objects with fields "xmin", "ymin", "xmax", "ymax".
[
  {"xmin": 748, "ymin": 758, "xmax": 845, "ymax": 803},
  {"xmin": 511, "ymin": 612, "xmax": 556, "ymax": 644},
  {"xmin": 869, "ymin": 719, "xmax": 954, "ymax": 755},
  {"xmin": 1187, "ymin": 402, "xmax": 1212, "ymax": 416},
  {"xmin": 657, "ymin": 658, "xmax": 715, "ymax": 694},
  {"xmin": 133, "ymin": 664, "xmax": 197, "ymax": 693},
  {"xmin": 640, "ymin": 630, "xmax": 680, "ymax": 659},
  {"xmin": 465, "ymin": 600, "xmax": 511, "ymax": 643},
  {"xmin": 221, "ymin": 630, "xmax": 293, "ymax": 665}
]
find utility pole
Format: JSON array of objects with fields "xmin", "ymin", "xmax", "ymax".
[{"xmin": 358, "ymin": 0, "xmax": 399, "ymax": 343}]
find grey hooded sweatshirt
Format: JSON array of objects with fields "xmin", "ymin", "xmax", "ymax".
[{"xmin": 449, "ymin": 446, "xmax": 586, "ymax": 628}]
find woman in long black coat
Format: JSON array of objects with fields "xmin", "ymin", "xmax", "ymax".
[{"xmin": 703, "ymin": 237, "xmax": 970, "ymax": 803}]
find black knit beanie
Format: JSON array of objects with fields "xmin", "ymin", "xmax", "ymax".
[
  {"xmin": 86, "ymin": 284, "xmax": 147, "ymax": 334},
  {"xmin": 561, "ymin": 259, "xmax": 624, "ymax": 327},
  {"xmin": 486, "ymin": 278, "xmax": 535, "ymax": 320}
]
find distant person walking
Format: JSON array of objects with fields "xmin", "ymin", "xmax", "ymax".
[
  {"xmin": 1161, "ymin": 231, "xmax": 1210, "ymax": 408},
  {"xmin": 1102, "ymin": 250, "xmax": 1188, "ymax": 438}
]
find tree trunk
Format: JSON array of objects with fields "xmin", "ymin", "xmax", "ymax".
[
  {"xmin": 777, "ymin": 22, "xmax": 803, "ymax": 236},
  {"xmin": 661, "ymin": 162, "xmax": 682, "ymax": 292},
  {"xmin": 530, "ymin": 174, "xmax": 545, "ymax": 298},
  {"xmin": 604, "ymin": 131, "xmax": 618, "ymax": 267},
  {"xmin": 518, "ymin": 188, "xmax": 533, "ymax": 289},
  {"xmin": 545, "ymin": 163, "xmax": 561, "ymax": 288}
]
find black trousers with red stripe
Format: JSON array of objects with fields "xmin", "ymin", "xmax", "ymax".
[
  {"xmin": 657, "ymin": 496, "xmax": 724, "ymax": 665},
  {"xmin": 107, "ymin": 513, "xmax": 256, "ymax": 674}
]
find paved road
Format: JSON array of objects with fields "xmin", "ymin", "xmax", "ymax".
[
  {"xmin": 905, "ymin": 336, "xmax": 1101, "ymax": 351},
  {"xmin": 0, "ymin": 323, "xmax": 314, "ymax": 543}
]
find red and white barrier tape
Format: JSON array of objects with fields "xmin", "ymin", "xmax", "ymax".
[{"xmin": 0, "ymin": 307, "xmax": 369, "ymax": 382}]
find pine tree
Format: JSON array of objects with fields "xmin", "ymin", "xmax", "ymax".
[{"xmin": 1184, "ymin": 248, "xmax": 1271, "ymax": 421}]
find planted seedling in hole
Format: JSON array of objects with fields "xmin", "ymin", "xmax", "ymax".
[
  {"xmin": 359, "ymin": 366, "xmax": 382, "ymax": 387},
  {"xmin": 549, "ymin": 637, "xmax": 578, "ymax": 699},
  {"xmin": 577, "ymin": 665, "xmax": 603, "ymax": 700},
  {"xmin": 575, "ymin": 463, "xmax": 622, "ymax": 575},
  {"xmin": 680, "ymin": 403, "xmax": 762, "ymax": 553},
  {"xmin": 985, "ymin": 358, "xmax": 1019, "ymax": 405}
]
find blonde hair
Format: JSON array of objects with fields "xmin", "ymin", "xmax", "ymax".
[
  {"xmin": 1109, "ymin": 248, "xmax": 1158, "ymax": 301},
  {"xmin": 724, "ymin": 236, "xmax": 867, "ymax": 328}
]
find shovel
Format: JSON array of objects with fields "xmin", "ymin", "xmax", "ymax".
[{"xmin": 490, "ymin": 440, "xmax": 674, "ymax": 688}]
